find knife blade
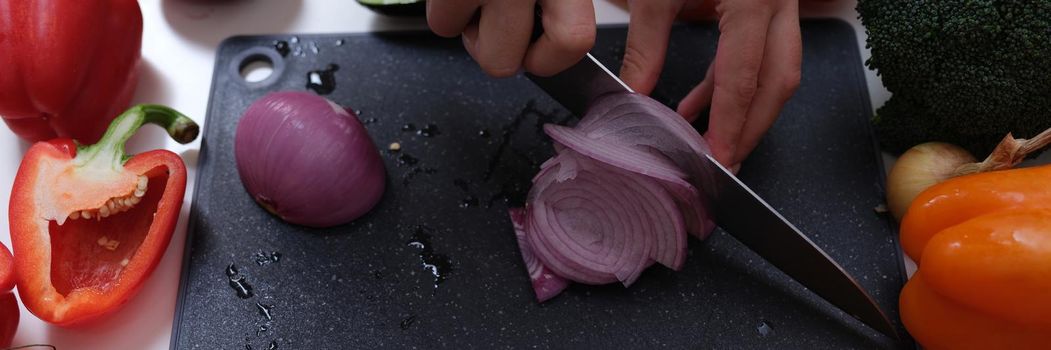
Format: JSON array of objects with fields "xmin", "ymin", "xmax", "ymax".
[
  {"xmin": 525, "ymin": 52, "xmax": 899, "ymax": 340},
  {"xmin": 527, "ymin": 53, "xmax": 633, "ymax": 116},
  {"xmin": 697, "ymin": 153, "xmax": 898, "ymax": 339}
]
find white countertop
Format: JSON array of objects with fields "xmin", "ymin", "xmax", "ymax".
[{"xmin": 0, "ymin": 1, "xmax": 887, "ymax": 348}]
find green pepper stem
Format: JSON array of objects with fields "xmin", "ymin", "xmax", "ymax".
[{"xmin": 73, "ymin": 104, "xmax": 199, "ymax": 169}]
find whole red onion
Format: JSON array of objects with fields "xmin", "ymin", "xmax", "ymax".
[{"xmin": 235, "ymin": 91, "xmax": 385, "ymax": 228}]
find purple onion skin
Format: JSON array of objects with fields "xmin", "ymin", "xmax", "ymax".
[{"xmin": 235, "ymin": 91, "xmax": 386, "ymax": 228}]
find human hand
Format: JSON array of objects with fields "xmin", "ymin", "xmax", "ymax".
[
  {"xmin": 426, "ymin": 0, "xmax": 597, "ymax": 77},
  {"xmin": 618, "ymin": 0, "xmax": 802, "ymax": 171}
]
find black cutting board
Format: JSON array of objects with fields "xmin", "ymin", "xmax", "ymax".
[{"xmin": 172, "ymin": 20, "xmax": 911, "ymax": 349}]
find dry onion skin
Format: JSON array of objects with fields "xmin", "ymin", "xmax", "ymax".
[{"xmin": 234, "ymin": 91, "xmax": 386, "ymax": 228}]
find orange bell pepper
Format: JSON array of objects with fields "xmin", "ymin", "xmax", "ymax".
[
  {"xmin": 899, "ymin": 165, "xmax": 1051, "ymax": 262},
  {"xmin": 899, "ymin": 167, "xmax": 1051, "ymax": 349}
]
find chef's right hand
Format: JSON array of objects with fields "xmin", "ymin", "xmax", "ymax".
[{"xmin": 427, "ymin": 0, "xmax": 597, "ymax": 78}]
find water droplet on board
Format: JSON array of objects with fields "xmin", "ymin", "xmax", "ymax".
[
  {"xmin": 268, "ymin": 340, "xmax": 278, "ymax": 350},
  {"xmin": 335, "ymin": 39, "xmax": 344, "ymax": 46},
  {"xmin": 757, "ymin": 320, "xmax": 773, "ymax": 337},
  {"xmin": 272, "ymin": 41, "xmax": 290, "ymax": 57},
  {"xmin": 306, "ymin": 64, "xmax": 339, "ymax": 95},
  {"xmin": 257, "ymin": 302, "xmax": 274, "ymax": 321},
  {"xmin": 229, "ymin": 275, "xmax": 254, "ymax": 299},
  {"xmin": 401, "ymin": 123, "xmax": 416, "ymax": 132},
  {"xmin": 310, "ymin": 42, "xmax": 320, "ymax": 54},
  {"xmin": 226, "ymin": 264, "xmax": 239, "ymax": 277},
  {"xmin": 484, "ymin": 100, "xmax": 546, "ymax": 181},
  {"xmin": 478, "ymin": 129, "xmax": 490, "ymax": 138},
  {"xmin": 407, "ymin": 226, "xmax": 453, "ymax": 290},
  {"xmin": 254, "ymin": 251, "xmax": 282, "ymax": 266},
  {"xmin": 400, "ymin": 315, "xmax": 417, "ymax": 330},
  {"xmin": 416, "ymin": 124, "xmax": 440, "ymax": 137},
  {"xmin": 397, "ymin": 154, "xmax": 418, "ymax": 166},
  {"xmin": 290, "ymin": 36, "xmax": 299, "ymax": 44},
  {"xmin": 257, "ymin": 324, "xmax": 270, "ymax": 336}
]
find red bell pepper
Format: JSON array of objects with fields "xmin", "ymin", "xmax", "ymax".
[
  {"xmin": 0, "ymin": 0, "xmax": 143, "ymax": 143},
  {"xmin": 1, "ymin": 242, "xmax": 17, "ymax": 347},
  {"xmin": 8, "ymin": 105, "xmax": 198, "ymax": 326}
]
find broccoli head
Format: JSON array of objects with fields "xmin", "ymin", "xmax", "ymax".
[{"xmin": 857, "ymin": 0, "xmax": 1051, "ymax": 155}]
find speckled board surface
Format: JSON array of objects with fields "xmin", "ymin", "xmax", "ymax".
[{"xmin": 172, "ymin": 20, "xmax": 912, "ymax": 349}]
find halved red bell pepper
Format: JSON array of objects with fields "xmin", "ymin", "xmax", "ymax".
[
  {"xmin": 8, "ymin": 105, "xmax": 198, "ymax": 326},
  {"xmin": 0, "ymin": 0, "xmax": 142, "ymax": 143},
  {"xmin": 1, "ymin": 242, "xmax": 17, "ymax": 347}
]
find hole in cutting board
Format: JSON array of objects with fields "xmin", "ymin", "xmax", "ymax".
[
  {"xmin": 229, "ymin": 47, "xmax": 285, "ymax": 88},
  {"xmin": 240, "ymin": 55, "xmax": 274, "ymax": 83}
]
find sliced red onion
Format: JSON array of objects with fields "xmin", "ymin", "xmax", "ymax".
[
  {"xmin": 544, "ymin": 124, "xmax": 693, "ymax": 195},
  {"xmin": 578, "ymin": 92, "xmax": 711, "ymax": 178},
  {"xmin": 526, "ymin": 150, "xmax": 685, "ymax": 285},
  {"xmin": 513, "ymin": 92, "xmax": 715, "ymax": 302},
  {"xmin": 235, "ymin": 91, "xmax": 385, "ymax": 228},
  {"xmin": 544, "ymin": 124, "xmax": 709, "ymax": 238},
  {"xmin": 576, "ymin": 92, "xmax": 716, "ymax": 238},
  {"xmin": 509, "ymin": 208, "xmax": 568, "ymax": 302}
]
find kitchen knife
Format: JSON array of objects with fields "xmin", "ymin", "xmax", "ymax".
[{"xmin": 524, "ymin": 51, "xmax": 899, "ymax": 340}]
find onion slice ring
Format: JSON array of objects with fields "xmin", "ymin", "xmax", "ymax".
[
  {"xmin": 526, "ymin": 150, "xmax": 685, "ymax": 285},
  {"xmin": 512, "ymin": 92, "xmax": 717, "ymax": 302},
  {"xmin": 509, "ymin": 208, "xmax": 569, "ymax": 302}
]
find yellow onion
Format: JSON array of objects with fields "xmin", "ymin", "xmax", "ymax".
[
  {"xmin": 887, "ymin": 142, "xmax": 976, "ymax": 221},
  {"xmin": 887, "ymin": 128, "xmax": 1051, "ymax": 221}
]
